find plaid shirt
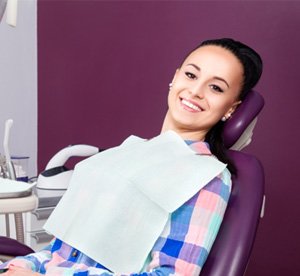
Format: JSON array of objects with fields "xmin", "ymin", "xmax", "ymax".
[{"xmin": 1, "ymin": 141, "xmax": 231, "ymax": 275}]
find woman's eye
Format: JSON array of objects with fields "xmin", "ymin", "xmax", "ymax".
[
  {"xmin": 185, "ymin": 72, "xmax": 196, "ymax": 80},
  {"xmin": 210, "ymin": 84, "xmax": 224, "ymax": 93}
]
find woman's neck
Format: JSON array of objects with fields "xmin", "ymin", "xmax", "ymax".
[{"xmin": 161, "ymin": 115, "xmax": 207, "ymax": 142}]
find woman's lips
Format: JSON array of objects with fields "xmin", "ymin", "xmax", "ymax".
[{"xmin": 180, "ymin": 98, "xmax": 203, "ymax": 112}]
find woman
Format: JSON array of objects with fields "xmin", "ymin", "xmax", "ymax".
[{"xmin": 0, "ymin": 38, "xmax": 262, "ymax": 275}]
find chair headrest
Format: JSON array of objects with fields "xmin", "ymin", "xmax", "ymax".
[{"xmin": 223, "ymin": 90, "xmax": 265, "ymax": 149}]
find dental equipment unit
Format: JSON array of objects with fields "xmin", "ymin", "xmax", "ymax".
[
  {"xmin": 0, "ymin": 119, "xmax": 36, "ymax": 199},
  {"xmin": 0, "ymin": 119, "xmax": 37, "ymax": 242},
  {"xmin": 36, "ymin": 144, "xmax": 99, "ymax": 190},
  {"xmin": 3, "ymin": 119, "xmax": 16, "ymax": 180}
]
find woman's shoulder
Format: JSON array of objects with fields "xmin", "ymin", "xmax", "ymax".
[{"xmin": 219, "ymin": 167, "xmax": 232, "ymax": 187}]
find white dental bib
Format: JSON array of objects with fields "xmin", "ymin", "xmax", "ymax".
[{"xmin": 44, "ymin": 131, "xmax": 226, "ymax": 273}]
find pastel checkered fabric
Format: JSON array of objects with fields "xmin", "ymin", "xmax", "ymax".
[{"xmin": 0, "ymin": 141, "xmax": 231, "ymax": 275}]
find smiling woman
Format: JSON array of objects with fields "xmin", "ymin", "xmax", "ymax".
[
  {"xmin": 163, "ymin": 39, "xmax": 262, "ymax": 174},
  {"xmin": 0, "ymin": 38, "xmax": 263, "ymax": 276},
  {"xmin": 163, "ymin": 45, "xmax": 244, "ymax": 140}
]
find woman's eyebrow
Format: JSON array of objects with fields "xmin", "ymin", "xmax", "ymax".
[
  {"xmin": 187, "ymin": 63, "xmax": 200, "ymax": 71},
  {"xmin": 186, "ymin": 63, "xmax": 229, "ymax": 88},
  {"xmin": 214, "ymin": 77, "xmax": 229, "ymax": 88}
]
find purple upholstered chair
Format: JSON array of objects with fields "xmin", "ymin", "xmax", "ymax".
[
  {"xmin": 0, "ymin": 236, "xmax": 34, "ymax": 262},
  {"xmin": 201, "ymin": 90, "xmax": 265, "ymax": 276},
  {"xmin": 0, "ymin": 91, "xmax": 265, "ymax": 276}
]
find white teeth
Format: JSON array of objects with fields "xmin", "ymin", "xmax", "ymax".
[{"xmin": 181, "ymin": 99, "xmax": 201, "ymax": 111}]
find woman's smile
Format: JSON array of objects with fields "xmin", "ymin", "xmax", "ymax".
[{"xmin": 180, "ymin": 98, "xmax": 203, "ymax": 112}]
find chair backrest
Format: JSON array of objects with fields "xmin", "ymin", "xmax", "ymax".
[{"xmin": 201, "ymin": 90, "xmax": 265, "ymax": 276}]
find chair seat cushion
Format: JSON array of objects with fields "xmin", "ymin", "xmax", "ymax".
[{"xmin": 0, "ymin": 236, "xmax": 34, "ymax": 257}]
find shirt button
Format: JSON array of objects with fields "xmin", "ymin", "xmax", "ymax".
[{"xmin": 72, "ymin": 250, "xmax": 78, "ymax": 257}]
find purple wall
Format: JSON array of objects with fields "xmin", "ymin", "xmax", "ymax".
[{"xmin": 38, "ymin": 1, "xmax": 300, "ymax": 275}]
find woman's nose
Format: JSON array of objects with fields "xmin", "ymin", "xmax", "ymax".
[{"xmin": 190, "ymin": 83, "xmax": 205, "ymax": 99}]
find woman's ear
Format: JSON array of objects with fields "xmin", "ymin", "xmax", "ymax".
[{"xmin": 224, "ymin": 100, "xmax": 242, "ymax": 118}]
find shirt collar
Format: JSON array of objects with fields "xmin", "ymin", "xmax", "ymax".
[{"xmin": 185, "ymin": 140, "xmax": 212, "ymax": 155}]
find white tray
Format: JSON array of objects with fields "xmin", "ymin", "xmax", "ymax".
[{"xmin": 0, "ymin": 179, "xmax": 36, "ymax": 199}]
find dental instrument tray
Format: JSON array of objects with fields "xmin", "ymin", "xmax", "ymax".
[{"xmin": 0, "ymin": 178, "xmax": 36, "ymax": 199}]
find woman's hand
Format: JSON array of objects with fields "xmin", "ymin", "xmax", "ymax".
[{"xmin": 2, "ymin": 266, "xmax": 42, "ymax": 276}]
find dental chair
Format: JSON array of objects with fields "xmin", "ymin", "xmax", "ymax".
[
  {"xmin": 0, "ymin": 90, "xmax": 265, "ymax": 276},
  {"xmin": 201, "ymin": 90, "xmax": 265, "ymax": 276}
]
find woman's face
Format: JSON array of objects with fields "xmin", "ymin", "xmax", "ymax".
[{"xmin": 163, "ymin": 45, "xmax": 244, "ymax": 140}]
